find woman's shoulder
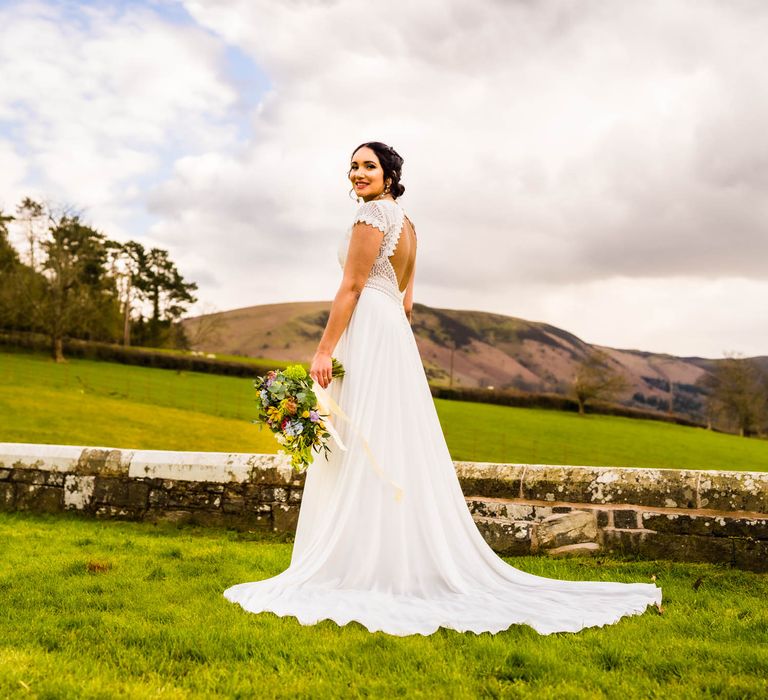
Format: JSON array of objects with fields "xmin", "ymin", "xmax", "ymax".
[
  {"xmin": 351, "ymin": 198, "xmax": 403, "ymax": 232},
  {"xmin": 352, "ymin": 199, "xmax": 388, "ymax": 233},
  {"xmin": 375, "ymin": 198, "xmax": 407, "ymax": 228}
]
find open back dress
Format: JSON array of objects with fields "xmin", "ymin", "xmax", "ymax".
[{"xmin": 223, "ymin": 198, "xmax": 663, "ymax": 636}]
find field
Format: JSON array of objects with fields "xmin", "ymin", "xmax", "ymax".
[
  {"xmin": 1, "ymin": 511, "xmax": 766, "ymax": 699},
  {"xmin": 2, "ymin": 352, "xmax": 767, "ymax": 698},
  {"xmin": 1, "ymin": 350, "xmax": 767, "ymax": 470}
]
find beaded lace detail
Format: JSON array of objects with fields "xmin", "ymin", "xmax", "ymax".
[{"xmin": 337, "ymin": 199, "xmax": 408, "ymax": 306}]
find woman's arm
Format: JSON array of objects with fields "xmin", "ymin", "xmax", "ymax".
[
  {"xmin": 403, "ymin": 258, "xmax": 416, "ymax": 324},
  {"xmin": 309, "ymin": 222, "xmax": 383, "ymax": 388}
]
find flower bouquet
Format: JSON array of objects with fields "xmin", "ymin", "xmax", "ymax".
[{"xmin": 254, "ymin": 358, "xmax": 345, "ymax": 471}]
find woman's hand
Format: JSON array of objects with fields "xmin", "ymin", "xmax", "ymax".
[{"xmin": 310, "ymin": 350, "xmax": 333, "ymax": 388}]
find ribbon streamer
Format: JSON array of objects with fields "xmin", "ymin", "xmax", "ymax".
[{"xmin": 312, "ymin": 380, "xmax": 404, "ymax": 502}]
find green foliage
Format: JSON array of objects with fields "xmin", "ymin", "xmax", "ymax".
[
  {"xmin": 0, "ymin": 511, "xmax": 766, "ymax": 698},
  {"xmin": 0, "ymin": 197, "xmax": 198, "ymax": 360},
  {"xmin": 141, "ymin": 246, "xmax": 198, "ymax": 345},
  {"xmin": 0, "ymin": 212, "xmax": 41, "ymax": 333},
  {"xmin": 0, "ymin": 209, "xmax": 18, "ymax": 267},
  {"xmin": 331, "ymin": 356, "xmax": 345, "ymax": 378},
  {"xmin": 39, "ymin": 212, "xmax": 120, "ymax": 359}
]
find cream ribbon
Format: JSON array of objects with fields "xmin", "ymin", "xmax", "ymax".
[{"xmin": 312, "ymin": 379, "xmax": 404, "ymax": 502}]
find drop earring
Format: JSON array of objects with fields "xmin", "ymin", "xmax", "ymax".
[{"xmin": 376, "ymin": 180, "xmax": 392, "ymax": 200}]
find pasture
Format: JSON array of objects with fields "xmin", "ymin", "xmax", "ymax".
[
  {"xmin": 0, "ymin": 511, "xmax": 766, "ymax": 699},
  {"xmin": 0, "ymin": 352, "xmax": 768, "ymax": 471},
  {"xmin": 1, "ymin": 350, "xmax": 767, "ymax": 470}
]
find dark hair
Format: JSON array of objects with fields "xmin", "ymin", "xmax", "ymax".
[{"xmin": 350, "ymin": 141, "xmax": 406, "ymax": 198}]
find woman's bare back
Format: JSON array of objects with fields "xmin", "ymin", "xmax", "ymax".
[{"xmin": 389, "ymin": 215, "xmax": 416, "ymax": 293}]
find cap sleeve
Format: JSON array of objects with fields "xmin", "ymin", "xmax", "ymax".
[{"xmin": 352, "ymin": 200, "xmax": 388, "ymax": 235}]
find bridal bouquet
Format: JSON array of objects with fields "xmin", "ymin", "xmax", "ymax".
[{"xmin": 254, "ymin": 358, "xmax": 345, "ymax": 471}]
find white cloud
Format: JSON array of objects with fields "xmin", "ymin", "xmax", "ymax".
[
  {"xmin": 2, "ymin": 0, "xmax": 768, "ymax": 357},
  {"xmin": 452, "ymin": 276, "xmax": 768, "ymax": 358},
  {"xmin": 0, "ymin": 0, "xmax": 239, "ymax": 237},
  {"xmin": 0, "ymin": 140, "xmax": 29, "ymax": 209}
]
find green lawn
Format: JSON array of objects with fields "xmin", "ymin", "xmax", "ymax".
[
  {"xmin": 1, "ymin": 350, "xmax": 767, "ymax": 470},
  {"xmin": 0, "ymin": 511, "xmax": 766, "ymax": 699},
  {"xmin": 438, "ymin": 400, "xmax": 768, "ymax": 471}
]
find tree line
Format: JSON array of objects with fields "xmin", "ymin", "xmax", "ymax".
[{"xmin": 0, "ymin": 197, "xmax": 197, "ymax": 361}]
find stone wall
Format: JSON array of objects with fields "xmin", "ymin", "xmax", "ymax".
[{"xmin": 1, "ymin": 443, "xmax": 766, "ymax": 572}]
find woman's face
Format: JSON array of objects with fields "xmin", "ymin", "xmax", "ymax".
[{"xmin": 349, "ymin": 146, "xmax": 388, "ymax": 201}]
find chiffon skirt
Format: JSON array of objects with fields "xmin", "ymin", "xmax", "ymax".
[{"xmin": 223, "ymin": 285, "xmax": 663, "ymax": 636}]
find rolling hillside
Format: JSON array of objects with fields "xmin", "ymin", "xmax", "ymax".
[{"xmin": 182, "ymin": 301, "xmax": 766, "ymax": 423}]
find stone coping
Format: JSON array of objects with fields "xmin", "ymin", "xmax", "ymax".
[
  {"xmin": 454, "ymin": 461, "xmax": 768, "ymax": 513},
  {"xmin": 0, "ymin": 442, "xmax": 297, "ymax": 484},
  {"xmin": 1, "ymin": 443, "xmax": 766, "ymax": 515}
]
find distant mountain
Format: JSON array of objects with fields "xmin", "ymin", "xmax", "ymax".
[{"xmin": 182, "ymin": 301, "xmax": 766, "ymax": 422}]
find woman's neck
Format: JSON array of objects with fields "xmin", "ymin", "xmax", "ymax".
[{"xmin": 363, "ymin": 193, "xmax": 395, "ymax": 203}]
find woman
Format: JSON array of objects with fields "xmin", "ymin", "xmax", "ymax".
[{"xmin": 223, "ymin": 141, "xmax": 663, "ymax": 636}]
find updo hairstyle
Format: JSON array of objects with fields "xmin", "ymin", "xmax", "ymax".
[{"xmin": 351, "ymin": 141, "xmax": 406, "ymax": 198}]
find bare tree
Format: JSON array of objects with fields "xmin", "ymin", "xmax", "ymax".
[
  {"xmin": 701, "ymin": 353, "xmax": 767, "ymax": 437},
  {"xmin": 572, "ymin": 349, "xmax": 630, "ymax": 415},
  {"xmin": 14, "ymin": 197, "xmax": 46, "ymax": 270},
  {"xmin": 182, "ymin": 303, "xmax": 228, "ymax": 349}
]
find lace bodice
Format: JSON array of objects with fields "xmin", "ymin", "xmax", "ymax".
[{"xmin": 337, "ymin": 199, "xmax": 409, "ymax": 304}]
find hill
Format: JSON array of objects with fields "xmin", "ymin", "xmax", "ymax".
[{"xmin": 183, "ymin": 301, "xmax": 765, "ymax": 423}]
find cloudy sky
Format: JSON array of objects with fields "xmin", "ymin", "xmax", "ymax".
[{"xmin": 1, "ymin": 0, "xmax": 767, "ymax": 358}]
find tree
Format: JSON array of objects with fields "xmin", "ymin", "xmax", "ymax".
[
  {"xmin": 701, "ymin": 354, "xmax": 767, "ymax": 437},
  {"xmin": 15, "ymin": 197, "xmax": 45, "ymax": 269},
  {"xmin": 106, "ymin": 239, "xmax": 147, "ymax": 346},
  {"xmin": 0, "ymin": 209, "xmax": 20, "ymax": 328},
  {"xmin": 38, "ymin": 211, "xmax": 118, "ymax": 361},
  {"xmin": 572, "ymin": 349, "xmax": 630, "ymax": 415},
  {"xmin": 106, "ymin": 241, "xmax": 197, "ymax": 348},
  {"xmin": 2, "ymin": 196, "xmax": 199, "ymax": 354},
  {"xmin": 0, "ymin": 209, "xmax": 17, "ymax": 267},
  {"xmin": 0, "ymin": 208, "xmax": 42, "ymax": 332},
  {"xmin": 182, "ymin": 303, "xmax": 228, "ymax": 349},
  {"xmin": 142, "ymin": 247, "xmax": 198, "ymax": 346}
]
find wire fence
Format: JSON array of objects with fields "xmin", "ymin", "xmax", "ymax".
[
  {"xmin": 0, "ymin": 350, "xmax": 258, "ymax": 423},
  {"xmin": 3, "ymin": 349, "xmax": 765, "ymax": 469}
]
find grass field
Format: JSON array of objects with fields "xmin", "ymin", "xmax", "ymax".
[
  {"xmin": 1, "ymin": 350, "xmax": 767, "ymax": 470},
  {"xmin": 0, "ymin": 511, "xmax": 766, "ymax": 699}
]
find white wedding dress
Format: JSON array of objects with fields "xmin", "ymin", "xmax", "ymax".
[{"xmin": 223, "ymin": 199, "xmax": 663, "ymax": 636}]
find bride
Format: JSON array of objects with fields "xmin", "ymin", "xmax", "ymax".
[{"xmin": 223, "ymin": 141, "xmax": 663, "ymax": 636}]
